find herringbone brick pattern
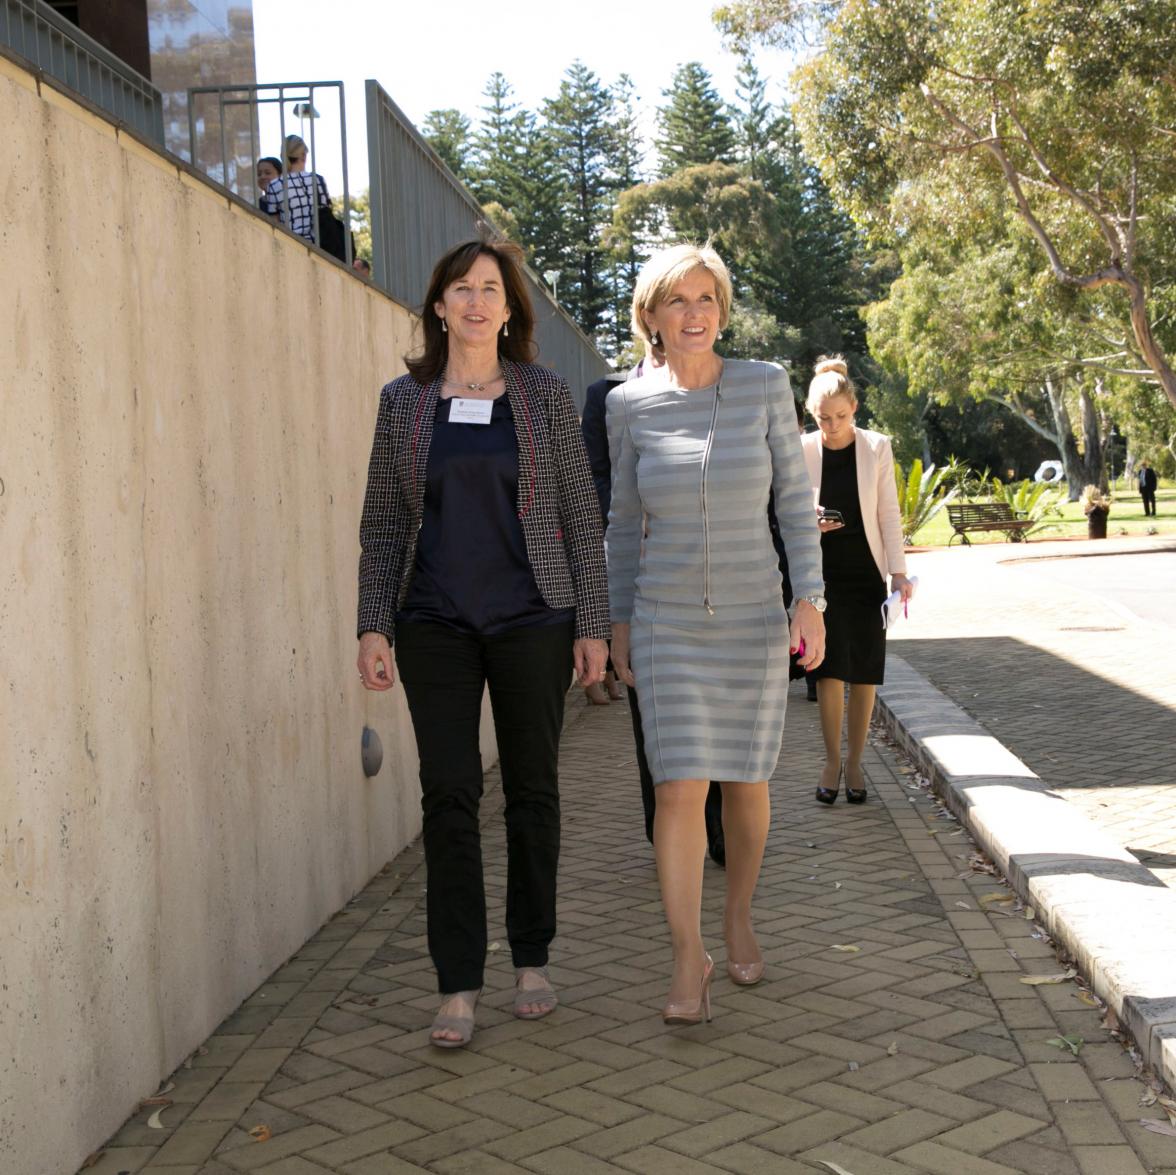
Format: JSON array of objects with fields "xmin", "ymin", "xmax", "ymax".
[{"xmin": 87, "ymin": 684, "xmax": 1170, "ymax": 1175}]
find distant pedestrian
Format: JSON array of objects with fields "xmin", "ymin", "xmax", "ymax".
[
  {"xmin": 356, "ymin": 239, "xmax": 608, "ymax": 1050},
  {"xmin": 802, "ymin": 357, "xmax": 912, "ymax": 805},
  {"xmin": 1139, "ymin": 460, "xmax": 1158, "ymax": 516},
  {"xmin": 261, "ymin": 134, "xmax": 331, "ymax": 244},
  {"xmin": 353, "ymin": 257, "xmax": 372, "ymax": 277}
]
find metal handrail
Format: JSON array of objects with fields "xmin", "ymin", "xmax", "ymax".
[
  {"xmin": 0, "ymin": 0, "xmax": 163, "ymax": 143},
  {"xmin": 186, "ymin": 80, "xmax": 352, "ymax": 268}
]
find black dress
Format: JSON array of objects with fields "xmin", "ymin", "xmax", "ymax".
[{"xmin": 812, "ymin": 442, "xmax": 887, "ymax": 684}]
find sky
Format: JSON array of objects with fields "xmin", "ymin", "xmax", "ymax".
[{"xmin": 251, "ymin": 0, "xmax": 797, "ymax": 198}]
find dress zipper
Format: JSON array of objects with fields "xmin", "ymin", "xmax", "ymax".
[{"xmin": 700, "ymin": 379, "xmax": 721, "ymax": 615}]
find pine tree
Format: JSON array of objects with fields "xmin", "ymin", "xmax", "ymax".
[
  {"xmin": 543, "ymin": 61, "xmax": 614, "ymax": 334},
  {"xmin": 470, "ymin": 73, "xmax": 530, "ymax": 216},
  {"xmin": 656, "ymin": 62, "xmax": 736, "ymax": 177},
  {"xmin": 604, "ymin": 74, "xmax": 648, "ymax": 355},
  {"xmin": 422, "ymin": 109, "xmax": 473, "ymax": 180},
  {"xmin": 513, "ymin": 115, "xmax": 573, "ymax": 284}
]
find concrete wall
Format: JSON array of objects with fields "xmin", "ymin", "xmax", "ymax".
[{"xmin": 0, "ymin": 53, "xmax": 486, "ymax": 1175}]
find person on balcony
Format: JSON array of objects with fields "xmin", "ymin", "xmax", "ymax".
[
  {"xmin": 255, "ymin": 156, "xmax": 282, "ymax": 206},
  {"xmin": 260, "ymin": 134, "xmax": 330, "ymax": 244},
  {"xmin": 356, "ymin": 239, "xmax": 609, "ymax": 1049}
]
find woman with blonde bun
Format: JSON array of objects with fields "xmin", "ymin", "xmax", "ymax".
[
  {"xmin": 801, "ymin": 357, "xmax": 912, "ymax": 805},
  {"xmin": 607, "ymin": 243, "xmax": 826, "ymax": 1025}
]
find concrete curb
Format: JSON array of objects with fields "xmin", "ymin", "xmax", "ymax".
[{"xmin": 878, "ymin": 655, "xmax": 1176, "ymax": 1090}]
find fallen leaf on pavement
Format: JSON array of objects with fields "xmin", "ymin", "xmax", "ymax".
[
  {"xmin": 488, "ymin": 942, "xmax": 502, "ymax": 952},
  {"xmin": 1141, "ymin": 1090, "xmax": 1158, "ymax": 1107},
  {"xmin": 1025, "ymin": 907, "xmax": 1036, "ymax": 920},
  {"xmin": 1020, "ymin": 971, "xmax": 1077, "ymax": 986},
  {"xmin": 139, "ymin": 1096, "xmax": 173, "ymax": 1108},
  {"xmin": 831, "ymin": 944, "xmax": 861, "ymax": 953},
  {"xmin": 887, "ymin": 1042, "xmax": 899, "ymax": 1056},
  {"xmin": 1075, "ymin": 990, "xmax": 1101, "ymax": 1008},
  {"xmin": 955, "ymin": 902, "xmax": 972, "ymax": 910},
  {"xmin": 814, "ymin": 1161, "xmax": 858, "ymax": 1175},
  {"xmin": 834, "ymin": 882, "xmax": 843, "ymax": 890},
  {"xmin": 249, "ymin": 1125, "xmax": 273, "ymax": 1143},
  {"xmin": 847, "ymin": 1061, "xmax": 860, "ymax": 1072},
  {"xmin": 156, "ymin": 1081, "xmax": 175, "ymax": 1095},
  {"xmin": 1045, "ymin": 1035, "xmax": 1084, "ymax": 1056},
  {"xmin": 146, "ymin": 1107, "xmax": 168, "ymax": 1130},
  {"xmin": 1139, "ymin": 1119, "xmax": 1176, "ymax": 1138},
  {"xmin": 980, "ymin": 893, "xmax": 1015, "ymax": 906}
]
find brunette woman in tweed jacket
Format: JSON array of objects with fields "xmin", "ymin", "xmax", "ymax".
[{"xmin": 357, "ymin": 240, "xmax": 609, "ymax": 1048}]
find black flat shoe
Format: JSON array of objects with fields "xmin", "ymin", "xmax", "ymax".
[
  {"xmin": 845, "ymin": 766, "xmax": 868, "ymax": 804},
  {"xmin": 816, "ymin": 766, "xmax": 842, "ymax": 806}
]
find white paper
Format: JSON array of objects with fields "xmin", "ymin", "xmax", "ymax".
[
  {"xmin": 881, "ymin": 575, "xmax": 919, "ymax": 630},
  {"xmin": 447, "ymin": 397, "xmax": 494, "ymax": 424}
]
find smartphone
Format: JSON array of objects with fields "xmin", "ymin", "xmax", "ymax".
[{"xmin": 818, "ymin": 508, "xmax": 845, "ymax": 525}]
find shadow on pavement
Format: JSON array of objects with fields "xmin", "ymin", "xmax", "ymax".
[{"xmin": 889, "ymin": 634, "xmax": 1176, "ymax": 799}]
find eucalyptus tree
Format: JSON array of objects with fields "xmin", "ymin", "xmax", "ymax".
[{"xmin": 716, "ymin": 0, "xmax": 1176, "ymax": 410}]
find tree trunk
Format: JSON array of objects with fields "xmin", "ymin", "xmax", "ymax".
[
  {"xmin": 1078, "ymin": 379, "xmax": 1105, "ymax": 490},
  {"xmin": 1042, "ymin": 377, "xmax": 1085, "ymax": 501},
  {"xmin": 1126, "ymin": 273, "xmax": 1176, "ymax": 413}
]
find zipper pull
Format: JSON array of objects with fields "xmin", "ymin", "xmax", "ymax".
[{"xmin": 705, "ymin": 600, "xmax": 715, "ymax": 616}]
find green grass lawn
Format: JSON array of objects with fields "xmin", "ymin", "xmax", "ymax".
[{"xmin": 910, "ymin": 485, "xmax": 1176, "ymax": 547}]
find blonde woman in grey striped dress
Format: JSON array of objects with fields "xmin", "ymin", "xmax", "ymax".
[{"xmin": 607, "ymin": 244, "xmax": 827, "ymax": 1025}]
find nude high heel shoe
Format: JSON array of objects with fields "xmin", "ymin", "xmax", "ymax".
[
  {"xmin": 662, "ymin": 954, "xmax": 715, "ymax": 1025},
  {"xmin": 727, "ymin": 958, "xmax": 765, "ymax": 986}
]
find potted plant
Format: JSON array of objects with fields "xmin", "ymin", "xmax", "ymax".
[{"xmin": 1080, "ymin": 484, "xmax": 1111, "ymax": 538}]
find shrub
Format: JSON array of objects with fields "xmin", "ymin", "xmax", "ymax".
[
  {"xmin": 990, "ymin": 477, "xmax": 1064, "ymax": 536},
  {"xmin": 895, "ymin": 458, "xmax": 960, "ymax": 545}
]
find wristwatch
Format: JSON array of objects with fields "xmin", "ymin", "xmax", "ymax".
[{"xmin": 797, "ymin": 594, "xmax": 827, "ymax": 613}]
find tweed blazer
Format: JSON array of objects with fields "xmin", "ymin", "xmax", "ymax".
[
  {"xmin": 801, "ymin": 426, "xmax": 907, "ymax": 583},
  {"xmin": 357, "ymin": 360, "xmax": 610, "ymax": 644}
]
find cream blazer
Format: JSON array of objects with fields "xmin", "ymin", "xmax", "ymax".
[{"xmin": 801, "ymin": 427, "xmax": 907, "ymax": 583}]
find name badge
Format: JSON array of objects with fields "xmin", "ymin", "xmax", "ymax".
[{"xmin": 448, "ymin": 397, "xmax": 494, "ymax": 425}]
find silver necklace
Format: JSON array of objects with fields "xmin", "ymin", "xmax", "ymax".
[{"xmin": 443, "ymin": 368, "xmax": 502, "ymax": 394}]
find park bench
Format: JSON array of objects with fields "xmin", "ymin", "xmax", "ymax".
[{"xmin": 946, "ymin": 502, "xmax": 1035, "ymax": 546}]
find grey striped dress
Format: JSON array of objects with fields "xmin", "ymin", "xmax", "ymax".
[{"xmin": 606, "ymin": 360, "xmax": 824, "ymax": 784}]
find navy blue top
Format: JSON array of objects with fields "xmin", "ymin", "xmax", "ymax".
[{"xmin": 398, "ymin": 395, "xmax": 574, "ymax": 634}]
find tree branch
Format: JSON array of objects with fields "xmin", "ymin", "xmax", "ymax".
[
  {"xmin": 1003, "ymin": 101, "xmax": 1123, "ymax": 263},
  {"xmin": 993, "ymin": 391, "xmax": 1060, "ymax": 444}
]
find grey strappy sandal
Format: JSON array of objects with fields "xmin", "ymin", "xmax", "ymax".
[
  {"xmin": 513, "ymin": 967, "xmax": 558, "ymax": 1020},
  {"xmin": 429, "ymin": 989, "xmax": 480, "ymax": 1048}
]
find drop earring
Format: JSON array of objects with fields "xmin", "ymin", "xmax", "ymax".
[
  {"xmin": 503, "ymin": 321, "xmax": 509, "ymax": 338},
  {"xmin": 440, "ymin": 319, "xmax": 447, "ymax": 333},
  {"xmin": 651, "ymin": 330, "xmax": 661, "ymax": 347}
]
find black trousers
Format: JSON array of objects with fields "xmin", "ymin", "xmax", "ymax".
[
  {"xmin": 627, "ymin": 687, "xmax": 723, "ymax": 851},
  {"xmin": 395, "ymin": 619, "xmax": 573, "ymax": 993},
  {"xmin": 1142, "ymin": 490, "xmax": 1157, "ymax": 516}
]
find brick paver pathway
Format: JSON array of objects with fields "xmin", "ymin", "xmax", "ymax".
[
  {"xmin": 87, "ymin": 683, "xmax": 1174, "ymax": 1175},
  {"xmin": 888, "ymin": 541, "xmax": 1176, "ymax": 887}
]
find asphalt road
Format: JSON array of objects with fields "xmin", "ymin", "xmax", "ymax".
[{"xmin": 1014, "ymin": 548, "xmax": 1176, "ymax": 628}]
